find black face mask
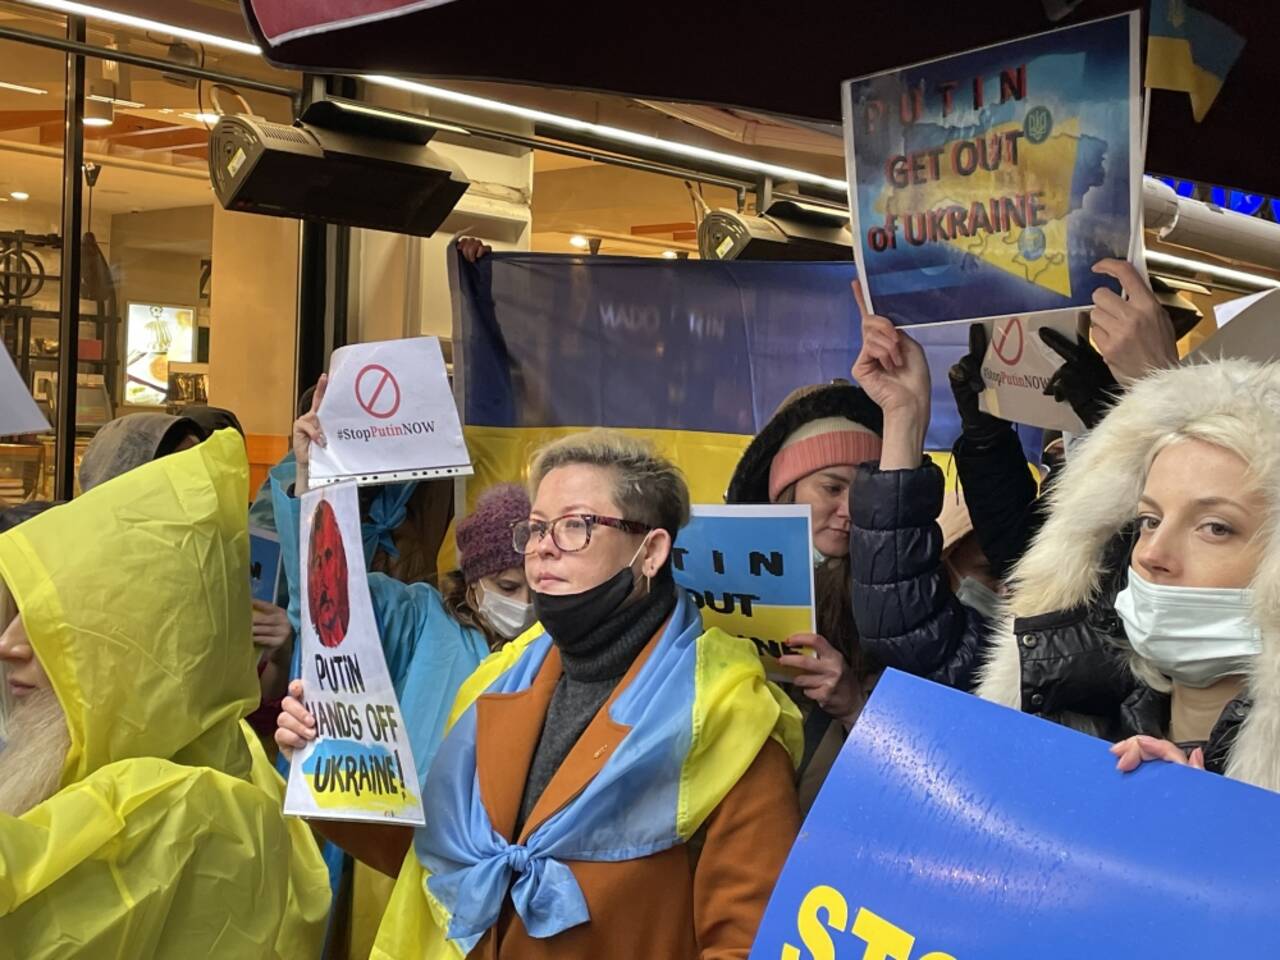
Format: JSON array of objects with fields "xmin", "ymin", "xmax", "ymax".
[{"xmin": 533, "ymin": 564, "xmax": 639, "ymax": 650}]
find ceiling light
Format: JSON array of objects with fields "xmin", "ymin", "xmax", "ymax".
[
  {"xmin": 88, "ymin": 93, "xmax": 145, "ymax": 108},
  {"xmin": 1146, "ymin": 250, "xmax": 1280, "ymax": 291},
  {"xmin": 364, "ymin": 75, "xmax": 849, "ymax": 193},
  {"xmin": 661, "ymin": 250, "xmax": 678, "ymax": 259},
  {"xmin": 10, "ymin": 191, "xmax": 29, "ymax": 201},
  {"xmin": 41, "ymin": 3, "xmax": 851, "ymax": 192},
  {"xmin": 0, "ymin": 81, "xmax": 47, "ymax": 96},
  {"xmin": 569, "ymin": 235, "xmax": 589, "ymax": 249},
  {"xmin": 17, "ymin": 1, "xmax": 261, "ymax": 55},
  {"xmin": 83, "ymin": 97, "xmax": 113, "ymax": 127}
]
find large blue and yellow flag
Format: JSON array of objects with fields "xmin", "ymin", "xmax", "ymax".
[
  {"xmin": 1146, "ymin": 0, "xmax": 1244, "ymax": 122},
  {"xmin": 451, "ymin": 252, "xmax": 1039, "ymax": 511}
]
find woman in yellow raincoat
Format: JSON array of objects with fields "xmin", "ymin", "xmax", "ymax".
[{"xmin": 0, "ymin": 430, "xmax": 330, "ymax": 959}]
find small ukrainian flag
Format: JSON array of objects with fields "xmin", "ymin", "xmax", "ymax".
[{"xmin": 1146, "ymin": 0, "xmax": 1245, "ymax": 122}]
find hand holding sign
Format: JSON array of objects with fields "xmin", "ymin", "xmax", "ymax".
[
  {"xmin": 307, "ymin": 337, "xmax": 472, "ymax": 487},
  {"xmin": 777, "ymin": 633, "xmax": 866, "ymax": 726},
  {"xmin": 1039, "ymin": 326, "xmax": 1120, "ymax": 430},
  {"xmin": 1089, "ymin": 259, "xmax": 1179, "ymax": 384},
  {"xmin": 850, "ymin": 280, "xmax": 931, "ymax": 423},
  {"xmin": 1111, "ymin": 734, "xmax": 1205, "ymax": 772},
  {"xmin": 948, "ymin": 323, "xmax": 1012, "ymax": 440},
  {"xmin": 293, "ymin": 373, "xmax": 328, "ymax": 494}
]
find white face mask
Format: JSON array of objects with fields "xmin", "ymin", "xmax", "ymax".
[
  {"xmin": 476, "ymin": 585, "xmax": 535, "ymax": 641},
  {"xmin": 812, "ymin": 546, "xmax": 828, "ymax": 569},
  {"xmin": 1113, "ymin": 567, "xmax": 1262, "ymax": 688},
  {"xmin": 955, "ymin": 576, "xmax": 1002, "ymax": 621}
]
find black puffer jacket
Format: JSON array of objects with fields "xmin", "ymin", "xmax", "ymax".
[
  {"xmin": 847, "ymin": 451, "xmax": 1169, "ymax": 740},
  {"xmin": 849, "ymin": 458, "xmax": 989, "ymax": 690}
]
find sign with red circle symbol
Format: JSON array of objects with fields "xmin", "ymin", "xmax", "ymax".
[
  {"xmin": 992, "ymin": 317, "xmax": 1025, "ymax": 367},
  {"xmin": 354, "ymin": 363, "xmax": 401, "ymax": 419}
]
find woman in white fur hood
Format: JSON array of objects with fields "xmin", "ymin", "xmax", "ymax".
[{"xmin": 977, "ymin": 358, "xmax": 1280, "ymax": 791}]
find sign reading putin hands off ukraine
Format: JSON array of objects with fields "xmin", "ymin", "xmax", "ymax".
[{"xmin": 842, "ymin": 14, "xmax": 1141, "ymax": 327}]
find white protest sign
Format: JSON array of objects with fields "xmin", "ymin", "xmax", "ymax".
[
  {"xmin": 309, "ymin": 336, "xmax": 472, "ymax": 487},
  {"xmin": 0, "ymin": 341, "xmax": 50, "ymax": 437},
  {"xmin": 284, "ymin": 481, "xmax": 425, "ymax": 825},
  {"xmin": 978, "ymin": 311, "xmax": 1086, "ymax": 433},
  {"xmin": 1196, "ymin": 289, "xmax": 1280, "ymax": 362},
  {"xmin": 672, "ymin": 504, "xmax": 817, "ymax": 680}
]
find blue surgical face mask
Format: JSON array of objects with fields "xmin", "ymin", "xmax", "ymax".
[
  {"xmin": 813, "ymin": 547, "xmax": 828, "ymax": 568},
  {"xmin": 1114, "ymin": 567, "xmax": 1262, "ymax": 688}
]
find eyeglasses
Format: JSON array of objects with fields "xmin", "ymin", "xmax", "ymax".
[{"xmin": 512, "ymin": 514, "xmax": 651, "ymax": 555}]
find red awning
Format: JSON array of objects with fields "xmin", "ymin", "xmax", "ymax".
[{"xmin": 240, "ymin": 0, "xmax": 1279, "ymax": 197}]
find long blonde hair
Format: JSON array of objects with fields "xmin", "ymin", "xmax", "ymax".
[{"xmin": 0, "ymin": 686, "xmax": 70, "ymax": 816}]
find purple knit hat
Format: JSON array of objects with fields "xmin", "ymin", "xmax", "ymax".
[{"xmin": 456, "ymin": 483, "xmax": 530, "ymax": 584}]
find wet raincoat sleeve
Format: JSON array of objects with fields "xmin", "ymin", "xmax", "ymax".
[{"xmin": 0, "ymin": 758, "xmax": 291, "ymax": 960}]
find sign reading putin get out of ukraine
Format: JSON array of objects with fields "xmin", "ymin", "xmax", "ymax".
[
  {"xmin": 672, "ymin": 505, "xmax": 816, "ymax": 676},
  {"xmin": 749, "ymin": 671, "xmax": 1280, "ymax": 960},
  {"xmin": 841, "ymin": 13, "xmax": 1141, "ymax": 328}
]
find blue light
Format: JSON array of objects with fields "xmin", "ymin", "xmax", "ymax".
[{"xmin": 1230, "ymin": 191, "xmax": 1265, "ymax": 216}]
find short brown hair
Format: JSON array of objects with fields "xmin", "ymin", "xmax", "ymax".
[{"xmin": 529, "ymin": 429, "xmax": 691, "ymax": 539}]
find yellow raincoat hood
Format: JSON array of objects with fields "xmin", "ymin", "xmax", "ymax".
[
  {"xmin": 0, "ymin": 430, "xmax": 330, "ymax": 959},
  {"xmin": 0, "ymin": 430, "xmax": 258, "ymax": 783}
]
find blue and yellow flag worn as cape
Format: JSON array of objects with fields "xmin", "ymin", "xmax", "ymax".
[
  {"xmin": 0, "ymin": 430, "xmax": 330, "ymax": 959},
  {"xmin": 371, "ymin": 591, "xmax": 803, "ymax": 959}
]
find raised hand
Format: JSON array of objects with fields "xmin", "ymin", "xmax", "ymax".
[{"xmin": 1089, "ymin": 259, "xmax": 1178, "ymax": 384}]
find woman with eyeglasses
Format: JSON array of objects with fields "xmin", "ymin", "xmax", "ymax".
[
  {"xmin": 273, "ymin": 376, "xmax": 534, "ymax": 875},
  {"xmin": 358, "ymin": 429, "xmax": 801, "ymax": 959}
]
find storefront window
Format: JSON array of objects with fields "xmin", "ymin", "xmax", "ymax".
[
  {"xmin": 0, "ymin": 3, "xmax": 305, "ymax": 504},
  {"xmin": 0, "ymin": 9, "xmax": 66, "ymax": 505}
]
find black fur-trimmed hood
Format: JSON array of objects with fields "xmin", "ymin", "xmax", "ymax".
[{"xmin": 725, "ymin": 381, "xmax": 883, "ymax": 504}]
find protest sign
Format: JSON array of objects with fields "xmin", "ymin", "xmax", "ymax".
[
  {"xmin": 750, "ymin": 670, "xmax": 1280, "ymax": 959},
  {"xmin": 841, "ymin": 13, "xmax": 1141, "ymax": 328},
  {"xmin": 977, "ymin": 311, "xmax": 1086, "ymax": 432},
  {"xmin": 0, "ymin": 341, "xmax": 49, "ymax": 437},
  {"xmin": 284, "ymin": 481, "xmax": 425, "ymax": 825},
  {"xmin": 248, "ymin": 526, "xmax": 283, "ymax": 604},
  {"xmin": 309, "ymin": 336, "xmax": 472, "ymax": 487},
  {"xmin": 672, "ymin": 504, "xmax": 816, "ymax": 677},
  {"xmin": 1194, "ymin": 288, "xmax": 1280, "ymax": 362}
]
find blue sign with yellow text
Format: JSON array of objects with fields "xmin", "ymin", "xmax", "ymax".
[
  {"xmin": 673, "ymin": 505, "xmax": 815, "ymax": 670},
  {"xmin": 751, "ymin": 670, "xmax": 1280, "ymax": 959}
]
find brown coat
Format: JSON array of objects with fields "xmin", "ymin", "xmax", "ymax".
[{"xmin": 471, "ymin": 623, "xmax": 801, "ymax": 960}]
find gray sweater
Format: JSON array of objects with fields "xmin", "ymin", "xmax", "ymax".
[{"xmin": 515, "ymin": 576, "xmax": 677, "ymax": 834}]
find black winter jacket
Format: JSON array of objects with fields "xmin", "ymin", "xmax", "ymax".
[
  {"xmin": 849, "ymin": 458, "xmax": 991, "ymax": 690},
  {"xmin": 847, "ymin": 456, "xmax": 1257, "ymax": 760}
]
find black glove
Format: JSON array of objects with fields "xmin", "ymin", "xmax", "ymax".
[
  {"xmin": 1039, "ymin": 328, "xmax": 1121, "ymax": 431},
  {"xmin": 947, "ymin": 323, "xmax": 1011, "ymax": 442}
]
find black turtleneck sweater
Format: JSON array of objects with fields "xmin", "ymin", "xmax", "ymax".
[{"xmin": 515, "ymin": 574, "xmax": 677, "ymax": 834}]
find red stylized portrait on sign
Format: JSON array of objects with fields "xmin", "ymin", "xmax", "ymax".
[{"xmin": 308, "ymin": 499, "xmax": 350, "ymax": 647}]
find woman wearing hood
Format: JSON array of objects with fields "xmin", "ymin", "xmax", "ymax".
[
  {"xmin": 0, "ymin": 430, "xmax": 330, "ymax": 957},
  {"xmin": 977, "ymin": 358, "xmax": 1280, "ymax": 787},
  {"xmin": 724, "ymin": 380, "xmax": 884, "ymax": 809}
]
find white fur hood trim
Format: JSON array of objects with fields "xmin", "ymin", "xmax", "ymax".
[{"xmin": 974, "ymin": 359, "xmax": 1280, "ymax": 792}]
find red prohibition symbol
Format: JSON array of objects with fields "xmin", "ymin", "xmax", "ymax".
[
  {"xmin": 354, "ymin": 363, "xmax": 401, "ymax": 419},
  {"xmin": 993, "ymin": 317, "xmax": 1025, "ymax": 367}
]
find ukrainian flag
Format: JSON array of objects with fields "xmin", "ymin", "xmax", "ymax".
[
  {"xmin": 1146, "ymin": 0, "xmax": 1244, "ymax": 122},
  {"xmin": 449, "ymin": 251, "xmax": 1040, "ymax": 522}
]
